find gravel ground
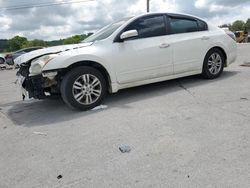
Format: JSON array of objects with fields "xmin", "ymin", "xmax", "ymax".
[{"xmin": 0, "ymin": 44, "xmax": 250, "ymax": 188}]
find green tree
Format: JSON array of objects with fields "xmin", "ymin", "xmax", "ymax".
[
  {"xmin": 231, "ymin": 20, "xmax": 245, "ymax": 32},
  {"xmin": 22, "ymin": 39, "xmax": 47, "ymax": 48},
  {"xmin": 219, "ymin": 23, "xmax": 233, "ymax": 31},
  {"xmin": 0, "ymin": 39, "xmax": 9, "ymax": 53},
  {"xmin": 219, "ymin": 24, "xmax": 230, "ymax": 28},
  {"xmin": 245, "ymin": 18, "xmax": 250, "ymax": 31},
  {"xmin": 31, "ymin": 39, "xmax": 47, "ymax": 47},
  {"xmin": 8, "ymin": 36, "xmax": 28, "ymax": 51},
  {"xmin": 81, "ymin": 34, "xmax": 88, "ymax": 41},
  {"xmin": 21, "ymin": 41, "xmax": 33, "ymax": 48},
  {"xmin": 63, "ymin": 35, "xmax": 82, "ymax": 45}
]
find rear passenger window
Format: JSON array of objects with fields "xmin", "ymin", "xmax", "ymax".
[
  {"xmin": 197, "ymin": 20, "xmax": 208, "ymax": 31},
  {"xmin": 170, "ymin": 17, "xmax": 198, "ymax": 34}
]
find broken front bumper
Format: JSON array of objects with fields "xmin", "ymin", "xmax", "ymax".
[
  {"xmin": 17, "ymin": 74, "xmax": 47, "ymax": 100},
  {"xmin": 24, "ymin": 75, "xmax": 47, "ymax": 99},
  {"xmin": 17, "ymin": 64, "xmax": 61, "ymax": 100}
]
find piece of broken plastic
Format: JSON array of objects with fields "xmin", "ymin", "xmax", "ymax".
[
  {"xmin": 91, "ymin": 105, "xmax": 108, "ymax": 111},
  {"xmin": 33, "ymin": 132, "xmax": 47, "ymax": 136}
]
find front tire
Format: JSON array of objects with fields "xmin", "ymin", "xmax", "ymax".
[
  {"xmin": 61, "ymin": 66, "xmax": 107, "ymax": 110},
  {"xmin": 202, "ymin": 49, "xmax": 225, "ymax": 79}
]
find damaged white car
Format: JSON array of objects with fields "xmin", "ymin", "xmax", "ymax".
[{"xmin": 15, "ymin": 13, "xmax": 237, "ymax": 110}]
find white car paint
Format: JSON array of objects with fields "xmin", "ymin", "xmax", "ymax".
[
  {"xmin": 113, "ymin": 34, "xmax": 173, "ymax": 84},
  {"xmin": 14, "ymin": 42, "xmax": 93, "ymax": 65},
  {"xmin": 0, "ymin": 54, "xmax": 5, "ymax": 63},
  {"xmin": 15, "ymin": 12, "xmax": 237, "ymax": 94}
]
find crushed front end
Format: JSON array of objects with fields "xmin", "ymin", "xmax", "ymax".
[{"xmin": 16, "ymin": 62, "xmax": 61, "ymax": 100}]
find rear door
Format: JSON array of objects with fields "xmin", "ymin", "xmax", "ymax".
[{"xmin": 168, "ymin": 16, "xmax": 210, "ymax": 74}]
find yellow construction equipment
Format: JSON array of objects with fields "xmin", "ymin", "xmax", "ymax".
[{"xmin": 234, "ymin": 31, "xmax": 249, "ymax": 43}]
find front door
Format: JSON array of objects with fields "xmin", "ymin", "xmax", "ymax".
[{"xmin": 114, "ymin": 15, "xmax": 173, "ymax": 84}]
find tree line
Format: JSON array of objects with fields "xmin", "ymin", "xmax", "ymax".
[
  {"xmin": 220, "ymin": 18, "xmax": 250, "ymax": 32},
  {"xmin": 0, "ymin": 33, "xmax": 93, "ymax": 53}
]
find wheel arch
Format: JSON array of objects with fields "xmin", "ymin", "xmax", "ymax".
[
  {"xmin": 202, "ymin": 46, "xmax": 225, "ymax": 79},
  {"xmin": 61, "ymin": 61, "xmax": 112, "ymax": 93}
]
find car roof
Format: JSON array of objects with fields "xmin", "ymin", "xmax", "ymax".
[{"xmin": 134, "ymin": 12, "xmax": 207, "ymax": 22}]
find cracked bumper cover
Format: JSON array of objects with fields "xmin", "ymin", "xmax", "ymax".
[
  {"xmin": 17, "ymin": 64, "xmax": 60, "ymax": 100},
  {"xmin": 22, "ymin": 75, "xmax": 47, "ymax": 99}
]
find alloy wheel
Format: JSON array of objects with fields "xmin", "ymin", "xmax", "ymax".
[
  {"xmin": 72, "ymin": 74, "xmax": 102, "ymax": 105},
  {"xmin": 208, "ymin": 52, "xmax": 222, "ymax": 75}
]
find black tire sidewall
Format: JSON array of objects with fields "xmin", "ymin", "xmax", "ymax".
[
  {"xmin": 61, "ymin": 66, "xmax": 107, "ymax": 110},
  {"xmin": 202, "ymin": 49, "xmax": 225, "ymax": 79}
]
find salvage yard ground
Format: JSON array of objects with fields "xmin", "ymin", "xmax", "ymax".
[{"xmin": 1, "ymin": 44, "xmax": 250, "ymax": 188}]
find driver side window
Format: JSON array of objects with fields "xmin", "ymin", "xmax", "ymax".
[{"xmin": 124, "ymin": 15, "xmax": 167, "ymax": 39}]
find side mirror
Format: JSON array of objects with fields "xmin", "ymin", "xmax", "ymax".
[{"xmin": 120, "ymin": 30, "xmax": 138, "ymax": 41}]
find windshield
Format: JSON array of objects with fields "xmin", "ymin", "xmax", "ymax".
[{"xmin": 83, "ymin": 17, "xmax": 131, "ymax": 43}]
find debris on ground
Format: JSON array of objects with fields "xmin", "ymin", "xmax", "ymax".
[
  {"xmin": 6, "ymin": 66, "xmax": 14, "ymax": 70},
  {"xmin": 0, "ymin": 65, "xmax": 15, "ymax": 70},
  {"xmin": 119, "ymin": 145, "xmax": 131, "ymax": 153},
  {"xmin": 240, "ymin": 62, "xmax": 250, "ymax": 67},
  {"xmin": 57, "ymin": 175, "xmax": 63, "ymax": 179},
  {"xmin": 91, "ymin": 105, "xmax": 108, "ymax": 111},
  {"xmin": 33, "ymin": 132, "xmax": 47, "ymax": 136},
  {"xmin": 240, "ymin": 97, "xmax": 248, "ymax": 100}
]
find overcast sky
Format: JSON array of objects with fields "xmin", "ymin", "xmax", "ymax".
[{"xmin": 0, "ymin": 0, "xmax": 250, "ymax": 40}]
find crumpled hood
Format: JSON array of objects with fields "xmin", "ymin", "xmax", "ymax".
[{"xmin": 14, "ymin": 42, "xmax": 93, "ymax": 65}]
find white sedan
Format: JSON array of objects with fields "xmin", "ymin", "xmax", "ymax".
[{"xmin": 15, "ymin": 13, "xmax": 237, "ymax": 110}]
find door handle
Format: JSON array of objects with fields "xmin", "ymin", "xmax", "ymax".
[
  {"xmin": 201, "ymin": 36, "xmax": 210, "ymax": 40},
  {"xmin": 159, "ymin": 43, "xmax": 170, "ymax": 48}
]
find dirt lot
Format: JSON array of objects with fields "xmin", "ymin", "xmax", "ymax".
[{"xmin": 1, "ymin": 44, "xmax": 250, "ymax": 188}]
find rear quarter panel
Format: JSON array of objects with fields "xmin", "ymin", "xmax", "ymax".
[{"xmin": 206, "ymin": 27, "xmax": 237, "ymax": 66}]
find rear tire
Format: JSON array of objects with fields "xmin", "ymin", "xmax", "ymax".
[
  {"xmin": 202, "ymin": 49, "xmax": 225, "ymax": 79},
  {"xmin": 61, "ymin": 66, "xmax": 107, "ymax": 111}
]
